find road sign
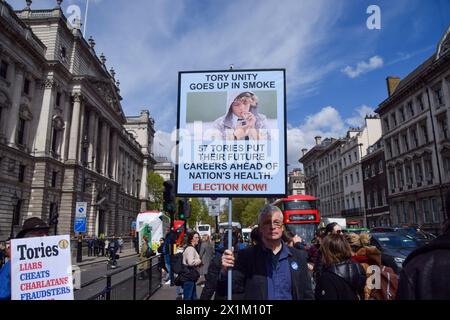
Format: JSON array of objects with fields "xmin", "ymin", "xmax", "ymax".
[
  {"xmin": 208, "ymin": 199, "xmax": 220, "ymax": 217},
  {"xmin": 74, "ymin": 202, "xmax": 87, "ymax": 233}
]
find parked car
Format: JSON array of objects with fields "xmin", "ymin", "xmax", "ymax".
[
  {"xmin": 369, "ymin": 232, "xmax": 420, "ymax": 274},
  {"xmin": 370, "ymin": 226, "xmax": 436, "ymax": 246}
]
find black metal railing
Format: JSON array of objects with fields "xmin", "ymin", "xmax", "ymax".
[{"xmin": 77, "ymin": 255, "xmax": 162, "ymax": 300}]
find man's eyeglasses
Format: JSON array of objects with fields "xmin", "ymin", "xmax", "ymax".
[
  {"xmin": 336, "ymin": 230, "xmax": 343, "ymax": 234},
  {"xmin": 262, "ymin": 221, "xmax": 283, "ymax": 228}
]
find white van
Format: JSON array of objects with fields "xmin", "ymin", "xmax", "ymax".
[{"xmin": 197, "ymin": 224, "xmax": 212, "ymax": 238}]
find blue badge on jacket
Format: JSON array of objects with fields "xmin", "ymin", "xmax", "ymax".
[{"xmin": 290, "ymin": 261, "xmax": 299, "ymax": 270}]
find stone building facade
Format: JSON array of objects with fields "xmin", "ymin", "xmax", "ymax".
[
  {"xmin": 375, "ymin": 26, "xmax": 450, "ymax": 233},
  {"xmin": 0, "ymin": 1, "xmax": 155, "ymax": 240},
  {"xmin": 361, "ymin": 138, "xmax": 390, "ymax": 227},
  {"xmin": 288, "ymin": 168, "xmax": 305, "ymax": 195}
]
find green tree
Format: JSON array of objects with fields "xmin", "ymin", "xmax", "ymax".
[
  {"xmin": 147, "ymin": 172, "xmax": 164, "ymax": 210},
  {"xmin": 241, "ymin": 198, "xmax": 265, "ymax": 226}
]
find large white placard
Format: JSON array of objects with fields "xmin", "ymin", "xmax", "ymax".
[
  {"xmin": 176, "ymin": 69, "xmax": 287, "ymax": 197},
  {"xmin": 10, "ymin": 235, "xmax": 74, "ymax": 300}
]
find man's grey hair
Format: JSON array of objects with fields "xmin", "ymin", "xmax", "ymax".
[{"xmin": 258, "ymin": 204, "xmax": 283, "ymax": 225}]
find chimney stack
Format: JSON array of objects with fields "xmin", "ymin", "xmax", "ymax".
[
  {"xmin": 314, "ymin": 136, "xmax": 322, "ymax": 145},
  {"xmin": 386, "ymin": 76, "xmax": 401, "ymax": 96},
  {"xmin": 301, "ymin": 148, "xmax": 308, "ymax": 156}
]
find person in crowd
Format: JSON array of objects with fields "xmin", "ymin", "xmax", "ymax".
[
  {"xmin": 0, "ymin": 242, "xmax": 6, "ymax": 269},
  {"xmin": 200, "ymin": 230, "xmax": 245, "ymax": 300},
  {"xmin": 180, "ymin": 231, "xmax": 202, "ymax": 300},
  {"xmin": 0, "ymin": 217, "xmax": 50, "ymax": 300},
  {"xmin": 118, "ymin": 236, "xmax": 124, "ymax": 253},
  {"xmin": 138, "ymin": 235, "xmax": 150, "ymax": 279},
  {"xmin": 87, "ymin": 237, "xmax": 94, "ymax": 257},
  {"xmin": 221, "ymin": 205, "xmax": 313, "ymax": 300},
  {"xmin": 315, "ymin": 234, "xmax": 366, "ymax": 300},
  {"xmin": 163, "ymin": 230, "xmax": 175, "ymax": 283},
  {"xmin": 108, "ymin": 235, "xmax": 119, "ymax": 268},
  {"xmin": 198, "ymin": 234, "xmax": 214, "ymax": 286},
  {"xmin": 397, "ymin": 191, "xmax": 450, "ymax": 299},
  {"xmin": 250, "ymin": 226, "xmax": 261, "ymax": 246},
  {"xmin": 282, "ymin": 229, "xmax": 305, "ymax": 251},
  {"xmin": 325, "ymin": 222, "xmax": 343, "ymax": 236},
  {"xmin": 99, "ymin": 233, "xmax": 105, "ymax": 257},
  {"xmin": 308, "ymin": 228, "xmax": 326, "ymax": 285},
  {"xmin": 157, "ymin": 238, "xmax": 168, "ymax": 279},
  {"xmin": 345, "ymin": 232, "xmax": 397, "ymax": 300},
  {"xmin": 93, "ymin": 236, "xmax": 99, "ymax": 256}
]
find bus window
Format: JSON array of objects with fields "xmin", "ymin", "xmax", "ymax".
[{"xmin": 285, "ymin": 200, "xmax": 317, "ymax": 210}]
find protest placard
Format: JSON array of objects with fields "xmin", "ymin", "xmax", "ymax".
[{"xmin": 10, "ymin": 235, "xmax": 74, "ymax": 300}]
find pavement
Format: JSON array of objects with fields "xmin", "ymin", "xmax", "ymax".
[{"xmin": 72, "ymin": 247, "xmax": 139, "ymax": 267}]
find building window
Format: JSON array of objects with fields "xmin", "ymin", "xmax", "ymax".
[
  {"xmin": 435, "ymin": 87, "xmax": 444, "ymax": 106},
  {"xmin": 0, "ymin": 60, "xmax": 8, "ymax": 79},
  {"xmin": 421, "ymin": 124, "xmax": 429, "ymax": 143},
  {"xmin": 417, "ymin": 94, "xmax": 425, "ymax": 111},
  {"xmin": 350, "ymin": 173, "xmax": 354, "ymax": 185},
  {"xmin": 425, "ymin": 159, "xmax": 434, "ymax": 182},
  {"xmin": 394, "ymin": 138, "xmax": 401, "ymax": 155},
  {"xmin": 13, "ymin": 199, "xmax": 22, "ymax": 226},
  {"xmin": 438, "ymin": 116, "xmax": 448, "ymax": 140},
  {"xmin": 18, "ymin": 165, "xmax": 26, "ymax": 183},
  {"xmin": 405, "ymin": 165, "xmax": 413, "ymax": 185},
  {"xmin": 379, "ymin": 160, "xmax": 383, "ymax": 173},
  {"xmin": 422, "ymin": 199, "xmax": 431, "ymax": 223},
  {"xmin": 384, "ymin": 117, "xmax": 390, "ymax": 131},
  {"xmin": 445, "ymin": 157, "xmax": 450, "ymax": 179},
  {"xmin": 387, "ymin": 142, "xmax": 392, "ymax": 158},
  {"xmin": 23, "ymin": 79, "xmax": 30, "ymax": 95},
  {"xmin": 391, "ymin": 113, "xmax": 397, "ymax": 127},
  {"xmin": 408, "ymin": 101, "xmax": 414, "ymax": 117},
  {"xmin": 397, "ymin": 168, "xmax": 404, "ymax": 188},
  {"xmin": 374, "ymin": 191, "xmax": 378, "ymax": 207},
  {"xmin": 51, "ymin": 128, "xmax": 58, "ymax": 156},
  {"xmin": 415, "ymin": 162, "xmax": 423, "ymax": 184},
  {"xmin": 51, "ymin": 171, "xmax": 58, "ymax": 188},
  {"xmin": 402, "ymin": 134, "xmax": 409, "ymax": 151},
  {"xmin": 17, "ymin": 118, "xmax": 26, "ymax": 145},
  {"xmin": 411, "ymin": 128, "xmax": 418, "ymax": 148},
  {"xmin": 431, "ymin": 198, "xmax": 440, "ymax": 223},
  {"xmin": 389, "ymin": 171, "xmax": 396, "ymax": 189},
  {"xmin": 396, "ymin": 203, "xmax": 401, "ymax": 225},
  {"xmin": 56, "ymin": 92, "xmax": 61, "ymax": 107},
  {"xmin": 410, "ymin": 202, "xmax": 417, "ymax": 224},
  {"xmin": 402, "ymin": 202, "xmax": 408, "ymax": 223},
  {"xmin": 356, "ymin": 171, "xmax": 359, "ymax": 183},
  {"xmin": 354, "ymin": 152, "xmax": 357, "ymax": 161},
  {"xmin": 345, "ymin": 175, "xmax": 348, "ymax": 187},
  {"xmin": 348, "ymin": 154, "xmax": 351, "ymax": 164},
  {"xmin": 400, "ymin": 107, "xmax": 405, "ymax": 122}
]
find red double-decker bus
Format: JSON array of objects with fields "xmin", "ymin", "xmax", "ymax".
[{"xmin": 272, "ymin": 194, "xmax": 320, "ymax": 244}]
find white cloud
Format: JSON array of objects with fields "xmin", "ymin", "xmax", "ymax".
[
  {"xmin": 287, "ymin": 105, "xmax": 377, "ymax": 168},
  {"xmin": 345, "ymin": 105, "xmax": 375, "ymax": 127},
  {"xmin": 153, "ymin": 130, "xmax": 176, "ymax": 162},
  {"xmin": 342, "ymin": 55, "xmax": 384, "ymax": 78}
]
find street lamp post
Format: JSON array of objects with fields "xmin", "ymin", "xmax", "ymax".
[{"xmin": 76, "ymin": 135, "xmax": 89, "ymax": 263}]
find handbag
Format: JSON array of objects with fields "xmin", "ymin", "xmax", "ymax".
[{"xmin": 145, "ymin": 247, "xmax": 153, "ymax": 258}]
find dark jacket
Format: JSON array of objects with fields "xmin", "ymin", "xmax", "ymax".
[
  {"xmin": 397, "ymin": 230, "xmax": 450, "ymax": 300},
  {"xmin": 200, "ymin": 248, "xmax": 245, "ymax": 300},
  {"xmin": 218, "ymin": 243, "xmax": 314, "ymax": 300},
  {"xmin": 315, "ymin": 260, "xmax": 366, "ymax": 300}
]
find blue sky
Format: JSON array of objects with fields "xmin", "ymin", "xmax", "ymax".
[{"xmin": 8, "ymin": 0, "xmax": 450, "ymax": 166}]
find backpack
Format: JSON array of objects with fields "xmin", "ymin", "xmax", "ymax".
[
  {"xmin": 172, "ymin": 252, "xmax": 185, "ymax": 274},
  {"xmin": 368, "ymin": 265, "xmax": 398, "ymax": 300}
]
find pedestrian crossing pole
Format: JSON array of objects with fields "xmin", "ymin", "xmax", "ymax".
[{"xmin": 228, "ymin": 197, "xmax": 232, "ymax": 300}]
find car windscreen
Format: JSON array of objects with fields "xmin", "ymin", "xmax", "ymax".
[
  {"xmin": 373, "ymin": 234, "xmax": 418, "ymax": 248},
  {"xmin": 198, "ymin": 226, "xmax": 209, "ymax": 231}
]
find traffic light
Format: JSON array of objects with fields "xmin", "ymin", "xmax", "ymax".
[
  {"xmin": 163, "ymin": 180, "xmax": 176, "ymax": 214},
  {"xmin": 184, "ymin": 200, "xmax": 191, "ymax": 219},
  {"xmin": 178, "ymin": 199, "xmax": 186, "ymax": 220}
]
